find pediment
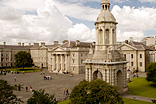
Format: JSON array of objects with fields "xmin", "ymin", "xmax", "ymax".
[
  {"xmin": 53, "ymin": 47, "xmax": 65, "ymax": 52},
  {"xmin": 120, "ymin": 44, "xmax": 136, "ymax": 51}
]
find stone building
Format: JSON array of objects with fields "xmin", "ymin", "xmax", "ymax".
[
  {"xmin": 84, "ymin": 0, "xmax": 128, "ymax": 94},
  {"xmin": 119, "ymin": 37, "xmax": 152, "ymax": 72},
  {"xmin": 141, "ymin": 36, "xmax": 156, "ymax": 49},
  {"xmin": 48, "ymin": 40, "xmax": 92, "ymax": 74},
  {"xmin": 0, "ymin": 42, "xmax": 30, "ymax": 68}
]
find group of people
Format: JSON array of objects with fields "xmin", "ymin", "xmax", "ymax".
[
  {"xmin": 63, "ymin": 88, "xmax": 69, "ymax": 96},
  {"xmin": 43, "ymin": 76, "xmax": 52, "ymax": 80}
]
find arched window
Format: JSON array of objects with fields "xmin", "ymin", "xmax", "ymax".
[
  {"xmin": 103, "ymin": 5, "xmax": 104, "ymax": 9},
  {"xmin": 106, "ymin": 29, "xmax": 109, "ymax": 44},
  {"xmin": 105, "ymin": 5, "xmax": 107, "ymax": 10},
  {"xmin": 99, "ymin": 29, "xmax": 103, "ymax": 45}
]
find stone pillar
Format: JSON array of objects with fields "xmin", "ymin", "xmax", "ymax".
[
  {"xmin": 56, "ymin": 54, "xmax": 59, "ymax": 72},
  {"xmin": 85, "ymin": 68, "xmax": 89, "ymax": 81},
  {"xmin": 107, "ymin": 69, "xmax": 110, "ymax": 83},
  {"xmin": 60, "ymin": 54, "xmax": 63, "ymax": 73},
  {"xmin": 89, "ymin": 68, "xmax": 92, "ymax": 82},
  {"xmin": 65, "ymin": 54, "xmax": 68, "ymax": 72},
  {"xmin": 52, "ymin": 54, "xmax": 55, "ymax": 71},
  {"xmin": 112, "ymin": 69, "xmax": 115, "ymax": 86},
  {"xmin": 103, "ymin": 69, "xmax": 106, "ymax": 81}
]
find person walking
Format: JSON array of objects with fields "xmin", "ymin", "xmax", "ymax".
[
  {"xmin": 26, "ymin": 86, "xmax": 28, "ymax": 92},
  {"xmin": 14, "ymin": 76, "xmax": 16, "ymax": 82},
  {"xmin": 66, "ymin": 89, "xmax": 69, "ymax": 96},
  {"xmin": 63, "ymin": 88, "xmax": 66, "ymax": 95}
]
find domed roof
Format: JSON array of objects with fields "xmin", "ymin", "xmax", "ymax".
[
  {"xmin": 101, "ymin": 0, "xmax": 110, "ymax": 4},
  {"xmin": 96, "ymin": 10, "xmax": 117, "ymax": 23}
]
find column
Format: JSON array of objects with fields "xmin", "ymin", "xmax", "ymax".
[
  {"xmin": 65, "ymin": 54, "xmax": 68, "ymax": 72},
  {"xmin": 67, "ymin": 55, "xmax": 70, "ymax": 72},
  {"xmin": 89, "ymin": 68, "xmax": 92, "ymax": 82},
  {"xmin": 107, "ymin": 69, "xmax": 109, "ymax": 83},
  {"xmin": 112, "ymin": 69, "xmax": 115, "ymax": 86},
  {"xmin": 52, "ymin": 54, "xmax": 55, "ymax": 71},
  {"xmin": 85, "ymin": 68, "xmax": 89, "ymax": 81},
  {"xmin": 109, "ymin": 28, "xmax": 112, "ymax": 45},
  {"xmin": 103, "ymin": 69, "xmax": 106, "ymax": 81},
  {"xmin": 61, "ymin": 54, "xmax": 64, "ymax": 73},
  {"xmin": 56, "ymin": 54, "xmax": 59, "ymax": 72}
]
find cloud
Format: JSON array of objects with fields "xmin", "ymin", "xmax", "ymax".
[
  {"xmin": 53, "ymin": 0, "xmax": 100, "ymax": 21},
  {"xmin": 0, "ymin": 0, "xmax": 72, "ymax": 44},
  {"xmin": 67, "ymin": 23, "xmax": 96, "ymax": 42},
  {"xmin": 139, "ymin": 0, "xmax": 156, "ymax": 3},
  {"xmin": 112, "ymin": 5, "xmax": 156, "ymax": 41}
]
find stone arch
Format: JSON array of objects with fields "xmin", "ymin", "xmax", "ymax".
[
  {"xmin": 105, "ymin": 29, "xmax": 109, "ymax": 44},
  {"xmin": 112, "ymin": 29, "xmax": 115, "ymax": 45},
  {"xmin": 99, "ymin": 29, "xmax": 103, "ymax": 45},
  {"xmin": 93, "ymin": 70, "xmax": 103, "ymax": 80},
  {"xmin": 117, "ymin": 70, "xmax": 123, "ymax": 89}
]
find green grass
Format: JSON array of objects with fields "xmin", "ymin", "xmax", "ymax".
[
  {"xmin": 128, "ymin": 77, "xmax": 156, "ymax": 98},
  {"xmin": 58, "ymin": 100, "xmax": 70, "ymax": 104},
  {"xmin": 58, "ymin": 99, "xmax": 152, "ymax": 104},
  {"xmin": 123, "ymin": 98, "xmax": 152, "ymax": 104},
  {"xmin": 5, "ymin": 67, "xmax": 41, "ymax": 73}
]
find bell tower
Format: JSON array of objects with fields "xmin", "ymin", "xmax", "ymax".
[
  {"xmin": 84, "ymin": 0, "xmax": 128, "ymax": 94},
  {"xmin": 95, "ymin": 0, "xmax": 117, "ymax": 51}
]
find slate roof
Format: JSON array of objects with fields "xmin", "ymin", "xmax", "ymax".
[{"xmin": 128, "ymin": 41, "xmax": 152, "ymax": 50}]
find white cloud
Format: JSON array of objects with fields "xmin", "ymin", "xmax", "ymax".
[
  {"xmin": 112, "ymin": 5, "xmax": 156, "ymax": 41},
  {"xmin": 0, "ymin": 0, "xmax": 72, "ymax": 44},
  {"xmin": 67, "ymin": 23, "xmax": 96, "ymax": 42},
  {"xmin": 53, "ymin": 0, "xmax": 100, "ymax": 21},
  {"xmin": 139, "ymin": 0, "xmax": 156, "ymax": 3}
]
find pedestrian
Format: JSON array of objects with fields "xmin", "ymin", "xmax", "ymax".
[
  {"xmin": 14, "ymin": 76, "xmax": 16, "ymax": 81},
  {"xmin": 23, "ymin": 71, "xmax": 25, "ymax": 74},
  {"xmin": 26, "ymin": 86, "xmax": 28, "ymax": 92},
  {"xmin": 43, "ymin": 71, "xmax": 45, "ymax": 74},
  {"xmin": 66, "ymin": 89, "xmax": 69, "ymax": 96},
  {"xmin": 63, "ymin": 88, "xmax": 66, "ymax": 95},
  {"xmin": 30, "ymin": 86, "xmax": 32, "ymax": 92}
]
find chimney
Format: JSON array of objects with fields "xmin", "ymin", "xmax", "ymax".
[
  {"xmin": 62, "ymin": 40, "xmax": 68, "ymax": 44},
  {"xmin": 54, "ymin": 41, "xmax": 59, "ymax": 45},
  {"xmin": 41, "ymin": 42, "xmax": 45, "ymax": 46},
  {"xmin": 76, "ymin": 40, "xmax": 80, "ymax": 46},
  {"xmin": 22, "ymin": 43, "xmax": 24, "ymax": 46},
  {"xmin": 129, "ymin": 37, "xmax": 133, "ymax": 42},
  {"xmin": 29, "ymin": 43, "xmax": 31, "ymax": 46},
  {"xmin": 18, "ymin": 42, "xmax": 21, "ymax": 46},
  {"xmin": 34, "ymin": 43, "xmax": 39, "ymax": 46},
  {"xmin": 125, "ymin": 40, "xmax": 128, "ymax": 44},
  {"xmin": 3, "ymin": 42, "xmax": 6, "ymax": 45}
]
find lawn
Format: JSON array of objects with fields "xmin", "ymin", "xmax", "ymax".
[
  {"xmin": 128, "ymin": 77, "xmax": 156, "ymax": 98},
  {"xmin": 5, "ymin": 67, "xmax": 41, "ymax": 73},
  {"xmin": 58, "ymin": 99, "xmax": 152, "ymax": 104}
]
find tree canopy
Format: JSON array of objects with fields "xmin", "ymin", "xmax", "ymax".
[
  {"xmin": 15, "ymin": 51, "xmax": 33, "ymax": 69},
  {"xmin": 27, "ymin": 89, "xmax": 58, "ymax": 104},
  {"xmin": 146, "ymin": 62, "xmax": 156, "ymax": 83},
  {"xmin": 0, "ymin": 79, "xmax": 23, "ymax": 104},
  {"xmin": 69, "ymin": 79, "xmax": 123, "ymax": 104}
]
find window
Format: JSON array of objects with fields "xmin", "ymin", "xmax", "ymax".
[
  {"xmin": 73, "ymin": 54, "xmax": 75, "ymax": 57},
  {"xmin": 140, "ymin": 62, "xmax": 142, "ymax": 67},
  {"xmin": 140, "ymin": 54, "xmax": 142, "ymax": 58},
  {"xmin": 73, "ymin": 59, "xmax": 75, "ymax": 63},
  {"xmin": 124, "ymin": 54, "xmax": 126, "ymax": 58},
  {"xmin": 131, "ymin": 62, "xmax": 133, "ymax": 66},
  {"xmin": 131, "ymin": 54, "xmax": 133, "ymax": 58}
]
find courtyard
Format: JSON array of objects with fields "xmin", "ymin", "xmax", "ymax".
[{"xmin": 0, "ymin": 69, "xmax": 85, "ymax": 103}]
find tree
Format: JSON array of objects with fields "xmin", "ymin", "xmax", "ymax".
[
  {"xmin": 15, "ymin": 51, "xmax": 33, "ymax": 69},
  {"xmin": 27, "ymin": 89, "xmax": 58, "ymax": 104},
  {"xmin": 146, "ymin": 62, "xmax": 156, "ymax": 83},
  {"xmin": 0, "ymin": 79, "xmax": 23, "ymax": 104},
  {"xmin": 69, "ymin": 79, "xmax": 123, "ymax": 104}
]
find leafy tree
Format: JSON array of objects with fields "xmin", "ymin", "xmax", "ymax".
[
  {"xmin": 27, "ymin": 89, "xmax": 58, "ymax": 104},
  {"xmin": 70, "ymin": 79, "xmax": 123, "ymax": 104},
  {"xmin": 15, "ymin": 51, "xmax": 33, "ymax": 69},
  {"xmin": 146, "ymin": 62, "xmax": 156, "ymax": 83},
  {"xmin": 0, "ymin": 79, "xmax": 23, "ymax": 104}
]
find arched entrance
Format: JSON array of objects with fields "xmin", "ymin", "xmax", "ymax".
[
  {"xmin": 117, "ymin": 70, "xmax": 123, "ymax": 89},
  {"xmin": 93, "ymin": 70, "xmax": 103, "ymax": 80}
]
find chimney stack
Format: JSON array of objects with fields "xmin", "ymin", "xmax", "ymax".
[
  {"xmin": 29, "ymin": 43, "xmax": 31, "ymax": 46},
  {"xmin": 125, "ymin": 40, "xmax": 128, "ymax": 44},
  {"xmin": 41, "ymin": 42, "xmax": 45, "ymax": 46},
  {"xmin": 22, "ymin": 43, "xmax": 24, "ymax": 46},
  {"xmin": 129, "ymin": 37, "xmax": 133, "ymax": 42},
  {"xmin": 18, "ymin": 42, "xmax": 21, "ymax": 46},
  {"xmin": 54, "ymin": 41, "xmax": 59, "ymax": 45},
  {"xmin": 3, "ymin": 42, "xmax": 6, "ymax": 45}
]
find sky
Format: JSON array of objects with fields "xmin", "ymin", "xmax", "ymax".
[{"xmin": 0, "ymin": 0, "xmax": 156, "ymax": 45}]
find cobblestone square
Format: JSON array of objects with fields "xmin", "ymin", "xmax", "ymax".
[{"xmin": 0, "ymin": 69, "xmax": 84, "ymax": 103}]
